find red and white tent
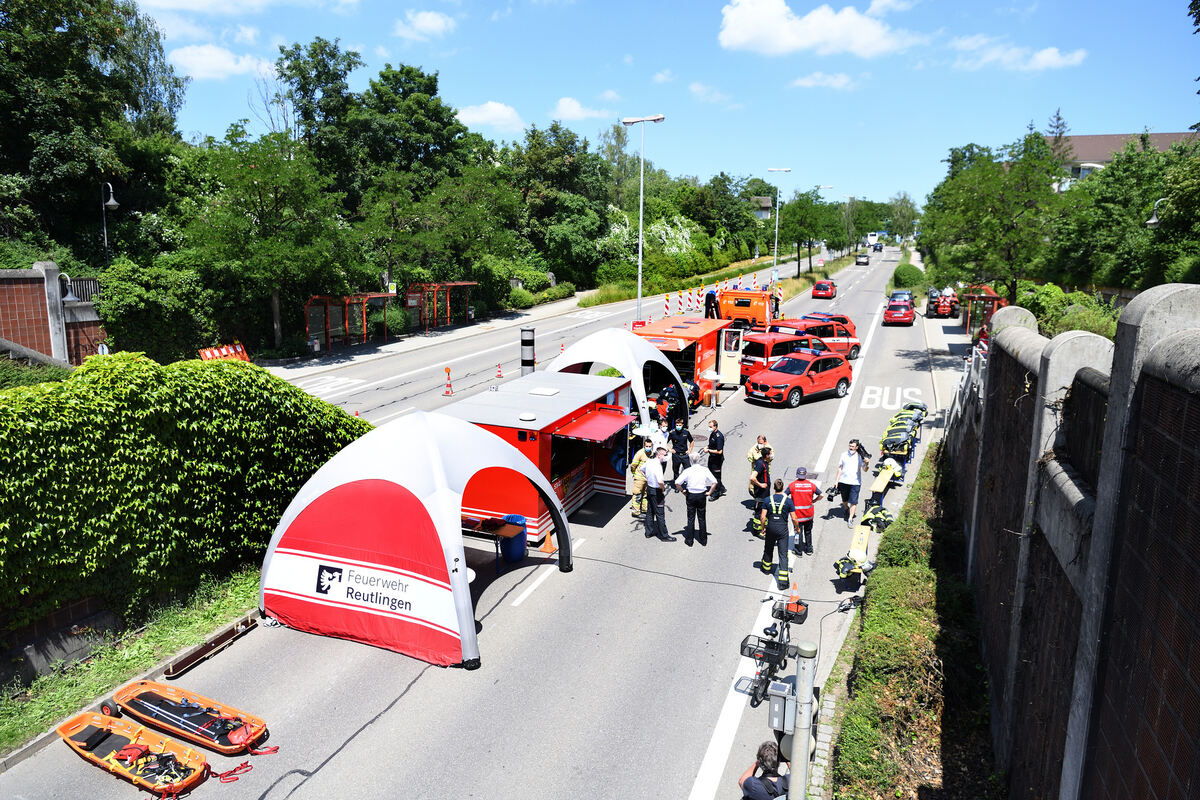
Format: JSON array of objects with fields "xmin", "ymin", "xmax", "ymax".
[{"xmin": 259, "ymin": 411, "xmax": 572, "ymax": 669}]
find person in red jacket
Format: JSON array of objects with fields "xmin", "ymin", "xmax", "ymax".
[{"xmin": 787, "ymin": 466, "xmax": 821, "ymax": 556}]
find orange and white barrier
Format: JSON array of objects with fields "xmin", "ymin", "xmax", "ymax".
[
  {"xmin": 198, "ymin": 342, "xmax": 251, "ymax": 362},
  {"xmin": 443, "ymin": 367, "xmax": 454, "ymax": 396}
]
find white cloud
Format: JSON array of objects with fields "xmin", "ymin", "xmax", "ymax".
[
  {"xmin": 791, "ymin": 71, "xmax": 854, "ymax": 90},
  {"xmin": 623, "ymin": 54, "xmax": 634, "ymax": 65},
  {"xmin": 718, "ymin": 0, "xmax": 925, "ymax": 58},
  {"xmin": 951, "ymin": 35, "xmax": 1085, "ymax": 71},
  {"xmin": 457, "ymin": 101, "xmax": 525, "ymax": 133},
  {"xmin": 551, "ymin": 97, "xmax": 612, "ymax": 120},
  {"xmin": 150, "ymin": 12, "xmax": 212, "ymax": 42},
  {"xmin": 169, "ymin": 44, "xmax": 273, "ymax": 80},
  {"xmin": 600, "ymin": 89, "xmax": 621, "ymax": 102},
  {"xmin": 375, "ymin": 45, "xmax": 392, "ymax": 60},
  {"xmin": 653, "ymin": 69, "xmax": 674, "ymax": 83},
  {"xmin": 689, "ymin": 82, "xmax": 730, "ymax": 104},
  {"xmin": 866, "ymin": 0, "xmax": 913, "ymax": 16},
  {"xmin": 490, "ymin": 4, "xmax": 513, "ymax": 21},
  {"xmin": 232, "ymin": 25, "xmax": 258, "ymax": 45},
  {"xmin": 394, "ymin": 10, "xmax": 457, "ymax": 41},
  {"xmin": 141, "ymin": 0, "xmax": 276, "ymax": 12}
]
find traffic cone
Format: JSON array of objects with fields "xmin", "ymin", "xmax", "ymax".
[
  {"xmin": 354, "ymin": 410, "xmax": 360, "ymax": 417},
  {"xmin": 443, "ymin": 367, "xmax": 454, "ymax": 396},
  {"xmin": 497, "ymin": 363, "xmax": 503, "ymax": 378},
  {"xmin": 753, "ymin": 272, "xmax": 760, "ymax": 290},
  {"xmin": 560, "ymin": 343, "xmax": 565, "ymax": 354}
]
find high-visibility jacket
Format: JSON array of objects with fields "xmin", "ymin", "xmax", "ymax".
[{"xmin": 787, "ymin": 479, "xmax": 820, "ymax": 522}]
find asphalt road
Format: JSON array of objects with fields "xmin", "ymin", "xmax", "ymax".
[{"xmin": 0, "ymin": 246, "xmax": 968, "ymax": 800}]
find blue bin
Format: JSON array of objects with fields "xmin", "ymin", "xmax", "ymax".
[{"xmin": 499, "ymin": 514, "xmax": 528, "ymax": 563}]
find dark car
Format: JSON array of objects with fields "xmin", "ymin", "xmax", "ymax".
[
  {"xmin": 855, "ymin": 253, "xmax": 870, "ymax": 266},
  {"xmin": 889, "ymin": 290, "xmax": 914, "ymax": 305},
  {"xmin": 872, "ymin": 242, "xmax": 883, "ymax": 252}
]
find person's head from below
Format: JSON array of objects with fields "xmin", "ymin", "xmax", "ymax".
[{"xmin": 756, "ymin": 741, "xmax": 780, "ymax": 774}]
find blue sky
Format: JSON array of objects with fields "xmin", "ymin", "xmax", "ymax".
[{"xmin": 150, "ymin": 0, "xmax": 1198, "ymax": 208}]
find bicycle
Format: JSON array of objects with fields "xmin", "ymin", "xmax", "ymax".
[{"xmin": 739, "ymin": 595, "xmax": 809, "ymax": 707}]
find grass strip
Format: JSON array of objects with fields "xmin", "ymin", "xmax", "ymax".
[
  {"xmin": 831, "ymin": 442, "xmax": 1004, "ymax": 799},
  {"xmin": 0, "ymin": 567, "xmax": 260, "ymax": 755}
]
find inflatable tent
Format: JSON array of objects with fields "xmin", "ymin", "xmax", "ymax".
[
  {"xmin": 544, "ymin": 327, "xmax": 689, "ymax": 428},
  {"xmin": 259, "ymin": 411, "xmax": 572, "ymax": 669}
]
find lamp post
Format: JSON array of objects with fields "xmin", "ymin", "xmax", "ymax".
[
  {"xmin": 767, "ymin": 167, "xmax": 791, "ymax": 269},
  {"xmin": 622, "ymin": 114, "xmax": 666, "ymax": 320},
  {"xmin": 100, "ymin": 182, "xmax": 119, "ymax": 263},
  {"xmin": 1146, "ymin": 198, "xmax": 1166, "ymax": 229}
]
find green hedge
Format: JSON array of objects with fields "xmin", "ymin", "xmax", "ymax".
[
  {"xmin": 0, "ymin": 353, "xmax": 371, "ymax": 635},
  {"xmin": 534, "ymin": 281, "xmax": 576, "ymax": 304},
  {"xmin": 891, "ymin": 263, "xmax": 924, "ymax": 288},
  {"xmin": 0, "ymin": 360, "xmax": 73, "ymax": 391}
]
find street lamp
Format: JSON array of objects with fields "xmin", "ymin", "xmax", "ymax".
[
  {"xmin": 621, "ymin": 114, "xmax": 666, "ymax": 320},
  {"xmin": 1146, "ymin": 198, "xmax": 1166, "ymax": 229},
  {"xmin": 767, "ymin": 167, "xmax": 791, "ymax": 268},
  {"xmin": 100, "ymin": 182, "xmax": 119, "ymax": 262}
]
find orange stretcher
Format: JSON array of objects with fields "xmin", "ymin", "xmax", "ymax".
[
  {"xmin": 112, "ymin": 680, "xmax": 270, "ymax": 755},
  {"xmin": 57, "ymin": 711, "xmax": 207, "ymax": 796}
]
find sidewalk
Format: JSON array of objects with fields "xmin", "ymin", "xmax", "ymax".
[{"xmin": 265, "ymin": 253, "xmax": 818, "ymax": 382}]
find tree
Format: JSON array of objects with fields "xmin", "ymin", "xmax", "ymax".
[
  {"xmin": 779, "ymin": 188, "xmax": 824, "ymax": 271},
  {"xmin": 888, "ymin": 191, "xmax": 919, "ymax": 243},
  {"xmin": 1045, "ymin": 108, "xmax": 1073, "ymax": 164},
  {"xmin": 185, "ymin": 126, "xmax": 352, "ymax": 348},
  {"xmin": 0, "ymin": 0, "xmax": 187, "ymax": 252},
  {"xmin": 921, "ymin": 132, "xmax": 1064, "ymax": 302}
]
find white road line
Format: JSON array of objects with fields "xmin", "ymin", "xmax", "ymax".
[
  {"xmin": 296, "ymin": 376, "xmax": 365, "ymax": 398},
  {"xmin": 813, "ymin": 301, "xmax": 885, "ymax": 473},
  {"xmin": 318, "ymin": 311, "xmax": 638, "ymax": 400},
  {"xmin": 687, "ymin": 589, "xmax": 778, "ymax": 800},
  {"xmin": 370, "ymin": 405, "xmax": 416, "ymax": 424},
  {"xmin": 511, "ymin": 538, "xmax": 585, "ymax": 607},
  {"xmin": 688, "ymin": 300, "xmax": 885, "ymax": 800}
]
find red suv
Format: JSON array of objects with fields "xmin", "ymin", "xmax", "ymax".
[
  {"xmin": 812, "ymin": 280, "xmax": 836, "ymax": 299},
  {"xmin": 765, "ymin": 318, "xmax": 861, "ymax": 360},
  {"xmin": 745, "ymin": 350, "xmax": 853, "ymax": 408},
  {"xmin": 740, "ymin": 331, "xmax": 838, "ymax": 383}
]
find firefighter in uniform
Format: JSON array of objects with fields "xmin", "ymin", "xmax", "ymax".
[
  {"xmin": 628, "ymin": 438, "xmax": 654, "ymax": 517},
  {"xmin": 758, "ymin": 478, "xmax": 797, "ymax": 590},
  {"xmin": 787, "ymin": 466, "xmax": 821, "ymax": 556}
]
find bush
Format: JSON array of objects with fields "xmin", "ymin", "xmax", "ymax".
[
  {"xmin": 508, "ymin": 287, "xmax": 535, "ymax": 309},
  {"xmin": 0, "ymin": 353, "xmax": 371, "ymax": 635},
  {"xmin": 534, "ymin": 281, "xmax": 576, "ymax": 304},
  {"xmin": 892, "ymin": 263, "xmax": 924, "ymax": 288},
  {"xmin": 367, "ymin": 305, "xmax": 411, "ymax": 337},
  {"xmin": 0, "ymin": 360, "xmax": 73, "ymax": 390}
]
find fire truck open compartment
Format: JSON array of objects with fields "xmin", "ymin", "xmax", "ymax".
[
  {"xmin": 439, "ymin": 371, "xmax": 633, "ymax": 543},
  {"xmin": 632, "ymin": 316, "xmax": 740, "ymax": 400}
]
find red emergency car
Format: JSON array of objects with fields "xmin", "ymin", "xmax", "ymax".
[
  {"xmin": 744, "ymin": 349, "xmax": 853, "ymax": 408},
  {"xmin": 764, "ymin": 318, "xmax": 861, "ymax": 360},
  {"xmin": 799, "ymin": 312, "xmax": 858, "ymax": 337},
  {"xmin": 739, "ymin": 331, "xmax": 838, "ymax": 383},
  {"xmin": 883, "ymin": 301, "xmax": 915, "ymax": 326},
  {"xmin": 811, "ymin": 280, "xmax": 836, "ymax": 299}
]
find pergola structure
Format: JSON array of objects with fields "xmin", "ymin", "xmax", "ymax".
[
  {"xmin": 304, "ymin": 292, "xmax": 396, "ymax": 353},
  {"xmin": 405, "ymin": 281, "xmax": 478, "ymax": 331}
]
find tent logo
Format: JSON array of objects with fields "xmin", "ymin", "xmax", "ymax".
[{"xmin": 316, "ymin": 565, "xmax": 343, "ymax": 595}]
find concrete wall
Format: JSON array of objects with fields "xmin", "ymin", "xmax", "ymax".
[{"xmin": 945, "ymin": 285, "xmax": 1200, "ymax": 800}]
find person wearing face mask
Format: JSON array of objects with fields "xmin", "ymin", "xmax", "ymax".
[
  {"xmin": 639, "ymin": 446, "xmax": 676, "ymax": 542},
  {"xmin": 667, "ymin": 418, "xmax": 694, "ymax": 486},
  {"xmin": 628, "ymin": 438, "xmax": 654, "ymax": 517},
  {"xmin": 651, "ymin": 417, "xmax": 670, "ymax": 454}
]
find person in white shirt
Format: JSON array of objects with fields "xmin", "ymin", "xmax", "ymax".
[
  {"xmin": 650, "ymin": 418, "xmax": 670, "ymax": 454},
  {"xmin": 833, "ymin": 439, "xmax": 868, "ymax": 528},
  {"xmin": 640, "ymin": 447, "xmax": 676, "ymax": 542},
  {"xmin": 674, "ymin": 453, "xmax": 718, "ymax": 546}
]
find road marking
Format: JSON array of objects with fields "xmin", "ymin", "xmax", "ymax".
[
  {"xmin": 813, "ymin": 301, "xmax": 885, "ymax": 473},
  {"xmin": 859, "ymin": 386, "xmax": 924, "ymax": 410},
  {"xmin": 511, "ymin": 538, "xmax": 585, "ymax": 607},
  {"xmin": 316, "ymin": 312, "xmax": 638, "ymax": 401},
  {"xmin": 370, "ymin": 405, "xmax": 416, "ymax": 424},
  {"xmin": 687, "ymin": 590, "xmax": 778, "ymax": 800},
  {"xmin": 296, "ymin": 376, "xmax": 365, "ymax": 398},
  {"xmin": 566, "ymin": 309, "xmax": 615, "ymax": 320}
]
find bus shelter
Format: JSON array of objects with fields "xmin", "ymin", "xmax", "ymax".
[
  {"xmin": 304, "ymin": 292, "xmax": 395, "ymax": 353},
  {"xmin": 961, "ymin": 286, "xmax": 1010, "ymax": 340},
  {"xmin": 405, "ymin": 282, "xmax": 478, "ymax": 330}
]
